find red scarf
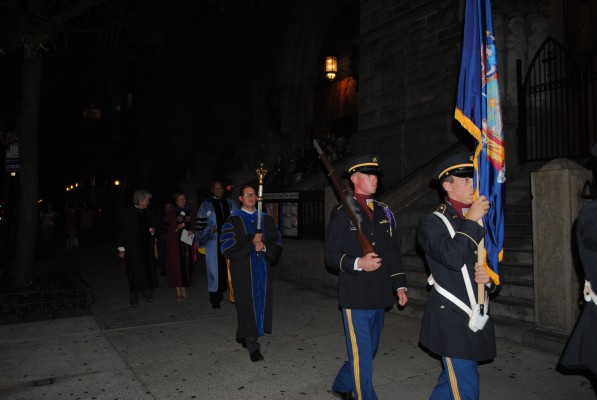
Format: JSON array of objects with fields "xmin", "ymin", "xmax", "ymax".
[
  {"xmin": 446, "ymin": 197, "xmax": 471, "ymax": 219},
  {"xmin": 354, "ymin": 193, "xmax": 374, "ymax": 220}
]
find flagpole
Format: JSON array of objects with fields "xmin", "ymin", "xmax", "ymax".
[{"xmin": 477, "ymin": 221, "xmax": 485, "ymax": 310}]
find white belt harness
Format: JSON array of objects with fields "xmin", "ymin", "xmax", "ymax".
[{"xmin": 428, "ymin": 211, "xmax": 489, "ymax": 332}]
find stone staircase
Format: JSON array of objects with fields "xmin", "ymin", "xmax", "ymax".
[{"xmin": 391, "ymin": 162, "xmax": 545, "ymax": 342}]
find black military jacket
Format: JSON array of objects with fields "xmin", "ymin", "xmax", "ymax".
[
  {"xmin": 325, "ymin": 199, "xmax": 406, "ymax": 309},
  {"xmin": 417, "ymin": 202, "xmax": 497, "ymax": 361}
]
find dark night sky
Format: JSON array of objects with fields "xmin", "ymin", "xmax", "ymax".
[{"xmin": 1, "ymin": 1, "xmax": 291, "ymax": 211}]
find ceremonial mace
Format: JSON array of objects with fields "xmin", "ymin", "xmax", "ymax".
[{"xmin": 255, "ymin": 163, "xmax": 268, "ymax": 235}]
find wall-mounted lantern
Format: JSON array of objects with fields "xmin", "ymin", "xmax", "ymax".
[{"xmin": 325, "ymin": 56, "xmax": 338, "ymax": 81}]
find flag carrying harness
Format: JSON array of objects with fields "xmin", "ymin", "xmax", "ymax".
[{"xmin": 427, "ymin": 211, "xmax": 489, "ymax": 332}]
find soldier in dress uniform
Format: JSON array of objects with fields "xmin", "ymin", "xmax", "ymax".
[
  {"xmin": 325, "ymin": 154, "xmax": 408, "ymax": 400},
  {"xmin": 416, "ymin": 152, "xmax": 499, "ymax": 399}
]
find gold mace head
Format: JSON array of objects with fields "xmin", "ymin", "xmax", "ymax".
[{"xmin": 256, "ymin": 163, "xmax": 268, "ymax": 184}]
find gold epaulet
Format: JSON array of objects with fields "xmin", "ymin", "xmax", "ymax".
[{"xmin": 435, "ymin": 204, "xmax": 447, "ymax": 214}]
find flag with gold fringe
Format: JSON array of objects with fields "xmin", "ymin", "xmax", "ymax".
[{"xmin": 454, "ymin": 0, "xmax": 505, "ymax": 284}]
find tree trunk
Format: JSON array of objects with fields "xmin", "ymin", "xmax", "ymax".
[
  {"xmin": 14, "ymin": 34, "xmax": 42, "ymax": 287},
  {"xmin": 11, "ymin": 0, "xmax": 112, "ymax": 286}
]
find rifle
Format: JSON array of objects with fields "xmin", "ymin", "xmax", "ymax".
[{"xmin": 313, "ymin": 140, "xmax": 375, "ymax": 255}]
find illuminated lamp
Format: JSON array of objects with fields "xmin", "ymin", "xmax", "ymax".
[{"xmin": 325, "ymin": 56, "xmax": 338, "ymax": 81}]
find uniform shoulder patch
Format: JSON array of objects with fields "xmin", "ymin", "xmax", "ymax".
[{"xmin": 435, "ymin": 204, "xmax": 447, "ymax": 214}]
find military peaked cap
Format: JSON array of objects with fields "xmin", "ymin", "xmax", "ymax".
[
  {"xmin": 433, "ymin": 152, "xmax": 474, "ymax": 180},
  {"xmin": 344, "ymin": 154, "xmax": 381, "ymax": 175}
]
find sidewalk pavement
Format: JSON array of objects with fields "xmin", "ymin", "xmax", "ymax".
[{"xmin": 0, "ymin": 241, "xmax": 595, "ymax": 400}]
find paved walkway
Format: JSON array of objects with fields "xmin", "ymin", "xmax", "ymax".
[{"xmin": 0, "ymin": 240, "xmax": 595, "ymax": 399}]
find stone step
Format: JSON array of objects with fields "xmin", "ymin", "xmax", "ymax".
[
  {"xmin": 507, "ymin": 176, "xmax": 531, "ymax": 187},
  {"xmin": 405, "ymin": 265, "xmax": 535, "ymax": 299},
  {"xmin": 401, "ymin": 281, "xmax": 535, "ymax": 322},
  {"xmin": 493, "ymin": 315, "xmax": 535, "ymax": 344},
  {"xmin": 505, "ymin": 223, "xmax": 532, "ymax": 237},
  {"xmin": 490, "ymin": 295, "xmax": 535, "ymax": 323},
  {"xmin": 403, "ymin": 253, "xmax": 425, "ymax": 269},
  {"xmin": 404, "ymin": 256, "xmax": 534, "ymax": 286},
  {"xmin": 499, "ymin": 262, "xmax": 534, "ymax": 281},
  {"xmin": 406, "ymin": 281, "xmax": 432, "ymax": 302},
  {"xmin": 502, "ymin": 247, "xmax": 532, "ymax": 264},
  {"xmin": 505, "ymin": 203, "xmax": 531, "ymax": 214},
  {"xmin": 498, "ymin": 278, "xmax": 534, "ymax": 301},
  {"xmin": 400, "ymin": 229, "xmax": 418, "ymax": 253},
  {"xmin": 508, "ymin": 187, "xmax": 531, "ymax": 198},
  {"xmin": 504, "ymin": 235, "xmax": 533, "ymax": 249},
  {"xmin": 405, "ymin": 266, "xmax": 428, "ymax": 286},
  {"xmin": 506, "ymin": 213, "xmax": 532, "ymax": 225},
  {"xmin": 396, "ymin": 207, "xmax": 431, "ymax": 227}
]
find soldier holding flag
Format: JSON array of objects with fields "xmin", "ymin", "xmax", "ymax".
[
  {"xmin": 417, "ymin": 0, "xmax": 506, "ymax": 396},
  {"xmin": 417, "ymin": 153, "xmax": 498, "ymax": 399}
]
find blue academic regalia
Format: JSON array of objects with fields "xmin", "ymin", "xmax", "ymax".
[{"xmin": 196, "ymin": 197, "xmax": 238, "ymax": 293}]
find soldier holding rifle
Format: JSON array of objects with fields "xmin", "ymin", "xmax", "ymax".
[{"xmin": 319, "ymin": 149, "xmax": 408, "ymax": 400}]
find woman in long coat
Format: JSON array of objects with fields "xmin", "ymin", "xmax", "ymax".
[
  {"xmin": 117, "ymin": 190, "xmax": 159, "ymax": 307},
  {"xmin": 164, "ymin": 192, "xmax": 196, "ymax": 300}
]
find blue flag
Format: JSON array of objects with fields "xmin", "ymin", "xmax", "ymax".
[{"xmin": 454, "ymin": 0, "xmax": 505, "ymax": 284}]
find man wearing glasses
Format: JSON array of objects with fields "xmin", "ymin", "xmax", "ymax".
[
  {"xmin": 220, "ymin": 184, "xmax": 283, "ymax": 362},
  {"xmin": 196, "ymin": 181, "xmax": 238, "ymax": 308}
]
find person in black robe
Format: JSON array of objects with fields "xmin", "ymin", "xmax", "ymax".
[
  {"xmin": 560, "ymin": 143, "xmax": 597, "ymax": 389},
  {"xmin": 117, "ymin": 189, "xmax": 159, "ymax": 307},
  {"xmin": 220, "ymin": 183, "xmax": 283, "ymax": 362}
]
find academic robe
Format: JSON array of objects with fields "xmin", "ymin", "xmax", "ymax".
[
  {"xmin": 164, "ymin": 206, "xmax": 196, "ymax": 287},
  {"xmin": 220, "ymin": 209, "xmax": 283, "ymax": 338},
  {"xmin": 117, "ymin": 207, "xmax": 159, "ymax": 294},
  {"xmin": 560, "ymin": 199, "xmax": 597, "ymax": 374},
  {"xmin": 196, "ymin": 197, "xmax": 238, "ymax": 293}
]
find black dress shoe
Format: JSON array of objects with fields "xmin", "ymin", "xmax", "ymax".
[
  {"xmin": 209, "ymin": 292, "xmax": 221, "ymax": 308},
  {"xmin": 236, "ymin": 338, "xmax": 247, "ymax": 348},
  {"xmin": 332, "ymin": 390, "xmax": 355, "ymax": 400},
  {"xmin": 249, "ymin": 350, "xmax": 264, "ymax": 362}
]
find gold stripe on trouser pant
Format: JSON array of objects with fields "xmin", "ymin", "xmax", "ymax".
[
  {"xmin": 446, "ymin": 357, "xmax": 462, "ymax": 400},
  {"xmin": 346, "ymin": 309, "xmax": 362, "ymax": 399}
]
